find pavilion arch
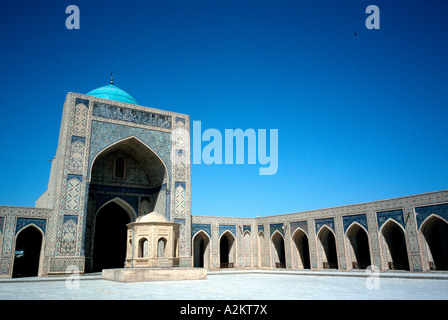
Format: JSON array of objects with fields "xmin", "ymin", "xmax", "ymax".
[
  {"xmin": 219, "ymin": 230, "xmax": 236, "ymax": 268},
  {"xmin": 379, "ymin": 219, "xmax": 410, "ymax": 271},
  {"xmin": 271, "ymin": 230, "xmax": 286, "ymax": 268},
  {"xmin": 345, "ymin": 222, "xmax": 371, "ymax": 270},
  {"xmin": 138, "ymin": 237, "xmax": 149, "ymax": 258},
  {"xmin": 192, "ymin": 230, "xmax": 211, "ymax": 268},
  {"xmin": 419, "ymin": 214, "xmax": 448, "ymax": 271},
  {"xmin": 317, "ymin": 225, "xmax": 338, "ymax": 269},
  {"xmin": 291, "ymin": 227, "xmax": 310, "ymax": 269},
  {"xmin": 88, "ymin": 135, "xmax": 170, "ymax": 189},
  {"xmin": 157, "ymin": 237, "xmax": 167, "ymax": 257},
  {"xmin": 13, "ymin": 225, "xmax": 45, "ymax": 277}
]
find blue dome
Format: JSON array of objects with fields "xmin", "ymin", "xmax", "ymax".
[{"xmin": 86, "ymin": 84, "xmax": 138, "ymax": 105}]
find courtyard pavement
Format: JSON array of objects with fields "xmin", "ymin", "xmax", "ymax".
[{"xmin": 0, "ymin": 269, "xmax": 447, "ymax": 300}]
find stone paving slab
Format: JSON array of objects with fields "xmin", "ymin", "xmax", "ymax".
[{"xmin": 0, "ymin": 270, "xmax": 447, "ymax": 300}]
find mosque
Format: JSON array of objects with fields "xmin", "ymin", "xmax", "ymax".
[{"xmin": 1, "ymin": 78, "xmax": 448, "ymax": 278}]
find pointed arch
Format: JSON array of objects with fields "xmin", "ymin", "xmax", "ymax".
[
  {"xmin": 13, "ymin": 225, "xmax": 44, "ymax": 277},
  {"xmin": 88, "ymin": 135, "xmax": 170, "ymax": 189},
  {"xmin": 345, "ymin": 222, "xmax": 371, "ymax": 269},
  {"xmin": 291, "ymin": 227, "xmax": 310, "ymax": 269},
  {"xmin": 157, "ymin": 237, "xmax": 167, "ymax": 258},
  {"xmin": 379, "ymin": 219, "xmax": 409, "ymax": 271},
  {"xmin": 96, "ymin": 197, "xmax": 137, "ymax": 223},
  {"xmin": 138, "ymin": 237, "xmax": 149, "ymax": 258},
  {"xmin": 219, "ymin": 230, "xmax": 236, "ymax": 268},
  {"xmin": 271, "ymin": 230, "xmax": 286, "ymax": 268},
  {"xmin": 419, "ymin": 214, "xmax": 448, "ymax": 271},
  {"xmin": 192, "ymin": 230, "xmax": 210, "ymax": 268},
  {"xmin": 92, "ymin": 201, "xmax": 131, "ymax": 272},
  {"xmin": 317, "ymin": 225, "xmax": 338, "ymax": 269}
]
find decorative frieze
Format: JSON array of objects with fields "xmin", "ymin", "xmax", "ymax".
[{"xmin": 92, "ymin": 102, "xmax": 172, "ymax": 129}]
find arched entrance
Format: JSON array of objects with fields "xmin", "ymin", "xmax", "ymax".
[
  {"xmin": 292, "ymin": 229, "xmax": 310, "ymax": 269},
  {"xmin": 271, "ymin": 231, "xmax": 286, "ymax": 268},
  {"xmin": 318, "ymin": 226, "xmax": 338, "ymax": 269},
  {"xmin": 420, "ymin": 216, "xmax": 448, "ymax": 271},
  {"xmin": 380, "ymin": 220, "xmax": 409, "ymax": 271},
  {"xmin": 219, "ymin": 231, "xmax": 236, "ymax": 268},
  {"xmin": 346, "ymin": 223, "xmax": 371, "ymax": 269},
  {"xmin": 92, "ymin": 202, "xmax": 131, "ymax": 271},
  {"xmin": 193, "ymin": 231, "xmax": 210, "ymax": 268},
  {"xmin": 13, "ymin": 226, "xmax": 43, "ymax": 278},
  {"xmin": 86, "ymin": 136, "xmax": 169, "ymax": 271}
]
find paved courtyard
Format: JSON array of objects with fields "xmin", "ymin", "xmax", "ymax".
[{"xmin": 0, "ymin": 270, "xmax": 448, "ymax": 300}]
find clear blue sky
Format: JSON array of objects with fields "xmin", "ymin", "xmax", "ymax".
[{"xmin": 0, "ymin": 0, "xmax": 447, "ymax": 218}]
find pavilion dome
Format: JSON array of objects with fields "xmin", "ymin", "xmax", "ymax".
[
  {"xmin": 86, "ymin": 83, "xmax": 138, "ymax": 105},
  {"xmin": 136, "ymin": 211, "xmax": 168, "ymax": 223}
]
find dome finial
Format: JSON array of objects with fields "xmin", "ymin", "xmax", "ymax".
[{"xmin": 110, "ymin": 72, "xmax": 114, "ymax": 85}]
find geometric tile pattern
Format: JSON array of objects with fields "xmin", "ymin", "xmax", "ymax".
[
  {"xmin": 15, "ymin": 218, "xmax": 47, "ymax": 235},
  {"xmin": 415, "ymin": 203, "xmax": 448, "ymax": 229},
  {"xmin": 3, "ymin": 90, "xmax": 448, "ymax": 277},
  {"xmin": 269, "ymin": 223, "xmax": 284, "ymax": 237},
  {"xmin": 192, "ymin": 224, "xmax": 211, "ymax": 238},
  {"xmin": 68, "ymin": 136, "xmax": 85, "ymax": 174},
  {"xmin": 219, "ymin": 225, "xmax": 236, "ymax": 238},
  {"xmin": 92, "ymin": 102, "xmax": 172, "ymax": 129},
  {"xmin": 65, "ymin": 177, "xmax": 81, "ymax": 211},
  {"xmin": 174, "ymin": 182, "xmax": 186, "ymax": 216},
  {"xmin": 342, "ymin": 214, "xmax": 368, "ymax": 232},
  {"xmin": 59, "ymin": 215, "xmax": 78, "ymax": 254},
  {"xmin": 290, "ymin": 220, "xmax": 308, "ymax": 235},
  {"xmin": 73, "ymin": 99, "xmax": 88, "ymax": 135},
  {"xmin": 377, "ymin": 209, "xmax": 405, "ymax": 229},
  {"xmin": 315, "ymin": 218, "xmax": 335, "ymax": 233},
  {"xmin": 89, "ymin": 120, "xmax": 172, "ymax": 180}
]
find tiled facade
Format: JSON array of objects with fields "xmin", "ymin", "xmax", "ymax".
[{"xmin": 0, "ymin": 88, "xmax": 447, "ymax": 278}]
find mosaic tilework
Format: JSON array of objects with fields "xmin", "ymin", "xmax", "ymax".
[
  {"xmin": 377, "ymin": 209, "xmax": 405, "ymax": 229},
  {"xmin": 3, "ymin": 89, "xmax": 448, "ymax": 276},
  {"xmin": 89, "ymin": 121, "xmax": 172, "ymax": 180},
  {"xmin": 57, "ymin": 215, "xmax": 78, "ymax": 255},
  {"xmin": 0, "ymin": 207, "xmax": 52, "ymax": 277},
  {"xmin": 49, "ymin": 257, "xmax": 84, "ymax": 273},
  {"xmin": 174, "ymin": 182, "xmax": 186, "ymax": 216},
  {"xmin": 315, "ymin": 218, "xmax": 335, "ymax": 234},
  {"xmin": 68, "ymin": 136, "xmax": 86, "ymax": 174},
  {"xmin": 342, "ymin": 214, "xmax": 368, "ymax": 232},
  {"xmin": 73, "ymin": 99, "xmax": 89, "ymax": 135},
  {"xmin": 92, "ymin": 102, "xmax": 172, "ymax": 129},
  {"xmin": 269, "ymin": 223, "xmax": 284, "ymax": 237},
  {"xmin": 290, "ymin": 220, "xmax": 308, "ymax": 235},
  {"xmin": 65, "ymin": 177, "xmax": 82, "ymax": 211},
  {"xmin": 16, "ymin": 218, "xmax": 47, "ymax": 235},
  {"xmin": 219, "ymin": 225, "xmax": 236, "ymax": 238},
  {"xmin": 415, "ymin": 203, "xmax": 448, "ymax": 229},
  {"xmin": 192, "ymin": 224, "xmax": 211, "ymax": 238}
]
